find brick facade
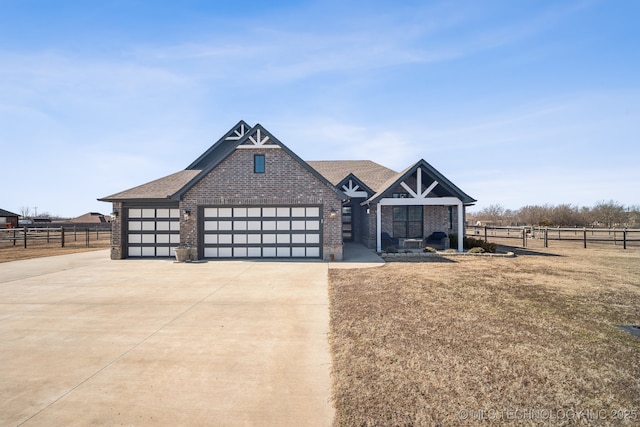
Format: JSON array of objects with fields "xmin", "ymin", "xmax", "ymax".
[
  {"xmin": 103, "ymin": 124, "xmax": 474, "ymax": 259},
  {"xmin": 180, "ymin": 148, "xmax": 343, "ymax": 261}
]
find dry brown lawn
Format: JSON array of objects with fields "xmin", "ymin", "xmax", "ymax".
[
  {"xmin": 0, "ymin": 234, "xmax": 110, "ymax": 263},
  {"xmin": 329, "ymin": 245, "xmax": 640, "ymax": 426}
]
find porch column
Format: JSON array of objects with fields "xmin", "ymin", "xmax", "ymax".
[
  {"xmin": 376, "ymin": 204, "xmax": 382, "ymax": 252},
  {"xmin": 457, "ymin": 200, "xmax": 464, "ymax": 252}
]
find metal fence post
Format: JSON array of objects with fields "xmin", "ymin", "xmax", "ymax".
[
  {"xmin": 13, "ymin": 228, "xmax": 16, "ymax": 246},
  {"xmin": 86, "ymin": 228, "xmax": 90, "ymax": 247},
  {"xmin": 24, "ymin": 228, "xmax": 27, "ymax": 248},
  {"xmin": 61, "ymin": 227, "xmax": 65, "ymax": 248},
  {"xmin": 583, "ymin": 228, "xmax": 587, "ymax": 248},
  {"xmin": 623, "ymin": 228, "xmax": 627, "ymax": 250}
]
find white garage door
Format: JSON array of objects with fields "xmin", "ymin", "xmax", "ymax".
[
  {"xmin": 127, "ymin": 208, "xmax": 180, "ymax": 257},
  {"xmin": 202, "ymin": 206, "xmax": 321, "ymax": 258}
]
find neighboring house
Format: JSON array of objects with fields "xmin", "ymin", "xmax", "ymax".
[
  {"xmin": 68, "ymin": 212, "xmax": 110, "ymax": 224},
  {"xmin": 0, "ymin": 209, "xmax": 19, "ymax": 228},
  {"xmin": 99, "ymin": 121, "xmax": 476, "ymax": 260}
]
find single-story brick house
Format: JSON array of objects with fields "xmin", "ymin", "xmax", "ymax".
[
  {"xmin": 99, "ymin": 121, "xmax": 475, "ymax": 261},
  {"xmin": 0, "ymin": 208, "xmax": 20, "ymax": 228}
]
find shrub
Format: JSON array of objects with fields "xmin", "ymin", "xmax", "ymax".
[
  {"xmin": 468, "ymin": 247, "xmax": 485, "ymax": 254},
  {"xmin": 449, "ymin": 234, "xmax": 497, "ymax": 253},
  {"xmin": 423, "ymin": 246, "xmax": 436, "ymax": 253},
  {"xmin": 386, "ymin": 246, "xmax": 398, "ymax": 254}
]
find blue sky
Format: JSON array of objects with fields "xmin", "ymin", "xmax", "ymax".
[{"xmin": 1, "ymin": 0, "xmax": 638, "ymax": 217}]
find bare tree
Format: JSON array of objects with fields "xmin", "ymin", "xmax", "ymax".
[
  {"xmin": 19, "ymin": 206, "xmax": 31, "ymax": 218},
  {"xmin": 474, "ymin": 204, "xmax": 506, "ymax": 225},
  {"xmin": 591, "ymin": 200, "xmax": 628, "ymax": 227}
]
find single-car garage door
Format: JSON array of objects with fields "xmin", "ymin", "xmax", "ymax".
[
  {"xmin": 202, "ymin": 206, "xmax": 321, "ymax": 258},
  {"xmin": 127, "ymin": 208, "xmax": 180, "ymax": 257}
]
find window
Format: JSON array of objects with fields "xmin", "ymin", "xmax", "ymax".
[
  {"xmin": 254, "ymin": 154, "xmax": 265, "ymax": 173},
  {"xmin": 392, "ymin": 205, "xmax": 423, "ymax": 238}
]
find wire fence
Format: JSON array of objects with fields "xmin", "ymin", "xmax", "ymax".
[
  {"xmin": 467, "ymin": 225, "xmax": 640, "ymax": 249},
  {"xmin": 0, "ymin": 226, "xmax": 111, "ymax": 249}
]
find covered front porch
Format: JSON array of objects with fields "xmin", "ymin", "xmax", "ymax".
[
  {"xmin": 360, "ymin": 160, "xmax": 476, "ymax": 253},
  {"xmin": 374, "ymin": 198, "xmax": 464, "ymax": 252}
]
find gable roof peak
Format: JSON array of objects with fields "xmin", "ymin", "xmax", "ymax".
[
  {"xmin": 186, "ymin": 120, "xmax": 253, "ymax": 170},
  {"xmin": 365, "ymin": 158, "xmax": 476, "ymax": 205}
]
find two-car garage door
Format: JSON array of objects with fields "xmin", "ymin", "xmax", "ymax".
[{"xmin": 202, "ymin": 206, "xmax": 321, "ymax": 258}]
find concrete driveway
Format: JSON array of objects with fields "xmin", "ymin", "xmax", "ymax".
[{"xmin": 0, "ymin": 251, "xmax": 334, "ymax": 426}]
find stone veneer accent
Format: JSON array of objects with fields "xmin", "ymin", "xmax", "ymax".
[{"xmin": 109, "ymin": 201, "xmax": 124, "ymax": 259}]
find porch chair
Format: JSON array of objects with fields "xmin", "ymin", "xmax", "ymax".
[
  {"xmin": 425, "ymin": 231, "xmax": 449, "ymax": 249},
  {"xmin": 381, "ymin": 232, "xmax": 399, "ymax": 250}
]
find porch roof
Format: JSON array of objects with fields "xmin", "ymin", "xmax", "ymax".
[{"xmin": 365, "ymin": 159, "xmax": 476, "ymax": 205}]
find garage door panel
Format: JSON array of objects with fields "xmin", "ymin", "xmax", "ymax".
[
  {"xmin": 202, "ymin": 205, "xmax": 321, "ymax": 259},
  {"xmin": 219, "ymin": 247, "xmax": 232, "ymax": 257},
  {"xmin": 292, "ymin": 247, "xmax": 306, "ymax": 257},
  {"xmin": 263, "ymin": 234, "xmax": 276, "ymax": 244},
  {"xmin": 127, "ymin": 207, "xmax": 180, "ymax": 258},
  {"xmin": 141, "ymin": 234, "xmax": 155, "ymax": 244},
  {"xmin": 156, "ymin": 247, "xmax": 170, "ymax": 257},
  {"xmin": 247, "ymin": 247, "xmax": 261, "ymax": 257},
  {"xmin": 204, "ymin": 247, "xmax": 218, "ymax": 257}
]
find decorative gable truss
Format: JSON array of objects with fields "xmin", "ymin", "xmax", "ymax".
[
  {"xmin": 340, "ymin": 175, "xmax": 371, "ymax": 199},
  {"xmin": 225, "ymin": 122, "xmax": 248, "ymax": 140},
  {"xmin": 237, "ymin": 127, "xmax": 280, "ymax": 148},
  {"xmin": 399, "ymin": 167, "xmax": 438, "ymax": 199},
  {"xmin": 342, "ymin": 179, "xmax": 368, "ymax": 198},
  {"xmin": 370, "ymin": 160, "xmax": 476, "ymax": 253}
]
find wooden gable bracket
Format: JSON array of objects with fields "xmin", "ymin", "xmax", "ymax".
[
  {"xmin": 342, "ymin": 179, "xmax": 368, "ymax": 198},
  {"xmin": 399, "ymin": 168, "xmax": 439, "ymax": 198}
]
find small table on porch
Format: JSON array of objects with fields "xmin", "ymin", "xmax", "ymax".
[{"xmin": 401, "ymin": 238, "xmax": 423, "ymax": 249}]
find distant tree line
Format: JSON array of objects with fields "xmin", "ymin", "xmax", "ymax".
[{"xmin": 469, "ymin": 200, "xmax": 640, "ymax": 228}]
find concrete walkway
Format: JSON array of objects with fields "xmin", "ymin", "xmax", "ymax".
[
  {"xmin": 0, "ymin": 251, "xmax": 334, "ymax": 426},
  {"xmin": 331, "ymin": 242, "xmax": 385, "ymax": 269}
]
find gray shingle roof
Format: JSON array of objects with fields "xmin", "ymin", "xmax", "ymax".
[
  {"xmin": 99, "ymin": 170, "xmax": 201, "ymax": 201},
  {"xmin": 0, "ymin": 208, "xmax": 19, "ymax": 217},
  {"xmin": 307, "ymin": 160, "xmax": 397, "ymax": 193},
  {"xmin": 99, "ymin": 123, "xmax": 475, "ymax": 205}
]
